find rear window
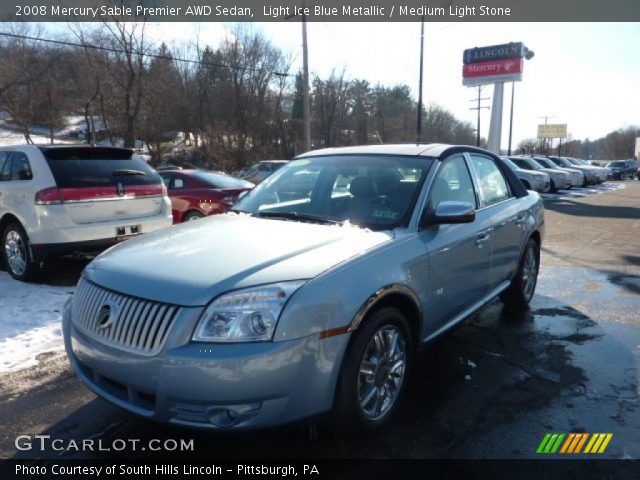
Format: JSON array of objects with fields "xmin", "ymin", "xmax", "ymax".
[
  {"xmin": 191, "ymin": 171, "xmax": 254, "ymax": 189},
  {"xmin": 42, "ymin": 147, "xmax": 161, "ymax": 188}
]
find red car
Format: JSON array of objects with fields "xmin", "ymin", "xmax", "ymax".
[{"xmin": 158, "ymin": 170, "xmax": 254, "ymax": 223}]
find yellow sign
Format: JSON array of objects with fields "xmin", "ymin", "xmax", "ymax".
[{"xmin": 537, "ymin": 124, "xmax": 568, "ymax": 139}]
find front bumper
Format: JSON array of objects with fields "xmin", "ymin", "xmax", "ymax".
[{"xmin": 63, "ymin": 301, "xmax": 346, "ymax": 429}]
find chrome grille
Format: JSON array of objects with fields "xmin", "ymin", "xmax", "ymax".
[{"xmin": 72, "ymin": 277, "xmax": 179, "ymax": 356}]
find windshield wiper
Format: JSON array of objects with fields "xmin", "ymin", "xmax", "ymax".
[
  {"xmin": 256, "ymin": 211, "xmax": 341, "ymax": 225},
  {"xmin": 113, "ymin": 169, "xmax": 146, "ymax": 176}
]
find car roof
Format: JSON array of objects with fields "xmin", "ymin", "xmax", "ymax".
[{"xmin": 295, "ymin": 143, "xmax": 497, "ymax": 160}]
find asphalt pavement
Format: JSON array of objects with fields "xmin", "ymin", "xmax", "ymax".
[{"xmin": 1, "ymin": 180, "xmax": 638, "ymax": 461}]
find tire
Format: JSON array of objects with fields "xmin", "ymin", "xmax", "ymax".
[
  {"xmin": 500, "ymin": 238, "xmax": 540, "ymax": 309},
  {"xmin": 549, "ymin": 179, "xmax": 557, "ymax": 193},
  {"xmin": 183, "ymin": 211, "xmax": 205, "ymax": 222},
  {"xmin": 335, "ymin": 306, "xmax": 413, "ymax": 431},
  {"xmin": 2, "ymin": 222, "xmax": 40, "ymax": 282}
]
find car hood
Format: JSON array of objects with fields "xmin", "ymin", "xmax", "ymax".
[
  {"xmin": 528, "ymin": 171, "xmax": 548, "ymax": 179},
  {"xmin": 539, "ymin": 168, "xmax": 568, "ymax": 176},
  {"xmin": 84, "ymin": 213, "xmax": 393, "ymax": 306}
]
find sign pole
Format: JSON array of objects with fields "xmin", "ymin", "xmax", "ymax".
[
  {"xmin": 487, "ymin": 82, "xmax": 504, "ymax": 154},
  {"xmin": 507, "ymin": 82, "xmax": 515, "ymax": 155}
]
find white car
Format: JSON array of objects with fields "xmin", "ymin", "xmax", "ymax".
[
  {"xmin": 0, "ymin": 145, "xmax": 172, "ymax": 281},
  {"xmin": 500, "ymin": 157, "xmax": 550, "ymax": 192},
  {"xmin": 508, "ymin": 156, "xmax": 571, "ymax": 192},
  {"xmin": 534, "ymin": 157, "xmax": 585, "ymax": 188}
]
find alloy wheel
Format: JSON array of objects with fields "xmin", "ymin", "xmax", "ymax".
[
  {"xmin": 521, "ymin": 244, "xmax": 538, "ymax": 301},
  {"xmin": 5, "ymin": 230, "xmax": 27, "ymax": 276},
  {"xmin": 357, "ymin": 325, "xmax": 407, "ymax": 421}
]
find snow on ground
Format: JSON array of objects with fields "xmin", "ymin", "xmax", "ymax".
[{"xmin": 0, "ymin": 272, "xmax": 74, "ymax": 373}]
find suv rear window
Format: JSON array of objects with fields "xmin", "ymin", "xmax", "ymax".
[{"xmin": 42, "ymin": 147, "xmax": 161, "ymax": 188}]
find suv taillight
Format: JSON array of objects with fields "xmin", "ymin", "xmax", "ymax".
[{"xmin": 35, "ymin": 187, "xmax": 62, "ymax": 205}]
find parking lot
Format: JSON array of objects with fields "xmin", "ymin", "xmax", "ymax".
[{"xmin": 0, "ymin": 180, "xmax": 638, "ymax": 460}]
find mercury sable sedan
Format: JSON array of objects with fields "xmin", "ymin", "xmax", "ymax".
[{"xmin": 63, "ymin": 144, "xmax": 544, "ymax": 430}]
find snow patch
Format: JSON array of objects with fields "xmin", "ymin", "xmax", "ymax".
[{"xmin": 0, "ymin": 272, "xmax": 74, "ymax": 373}]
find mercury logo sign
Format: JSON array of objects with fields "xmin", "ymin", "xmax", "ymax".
[{"xmin": 97, "ymin": 304, "xmax": 113, "ymax": 330}]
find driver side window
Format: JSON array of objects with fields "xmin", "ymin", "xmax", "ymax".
[{"xmin": 428, "ymin": 156, "xmax": 477, "ymax": 211}]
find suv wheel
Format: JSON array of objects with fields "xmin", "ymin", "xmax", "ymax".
[
  {"xmin": 2, "ymin": 222, "xmax": 39, "ymax": 281},
  {"xmin": 500, "ymin": 238, "xmax": 540, "ymax": 308},
  {"xmin": 336, "ymin": 307, "xmax": 412, "ymax": 431},
  {"xmin": 549, "ymin": 179, "xmax": 557, "ymax": 193}
]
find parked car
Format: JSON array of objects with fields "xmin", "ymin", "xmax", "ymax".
[
  {"xmin": 63, "ymin": 143, "xmax": 544, "ymax": 430},
  {"xmin": 509, "ymin": 156, "xmax": 571, "ymax": 192},
  {"xmin": 607, "ymin": 160, "xmax": 637, "ymax": 180},
  {"xmin": 0, "ymin": 145, "xmax": 172, "ymax": 281},
  {"xmin": 535, "ymin": 157, "xmax": 585, "ymax": 187},
  {"xmin": 500, "ymin": 156, "xmax": 550, "ymax": 192},
  {"xmin": 533, "ymin": 156, "xmax": 586, "ymax": 187},
  {"xmin": 239, "ymin": 160, "xmax": 288, "ymax": 184},
  {"xmin": 158, "ymin": 170, "xmax": 254, "ymax": 223},
  {"xmin": 564, "ymin": 157, "xmax": 608, "ymax": 183}
]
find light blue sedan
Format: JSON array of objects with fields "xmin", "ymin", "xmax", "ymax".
[{"xmin": 63, "ymin": 144, "xmax": 544, "ymax": 430}]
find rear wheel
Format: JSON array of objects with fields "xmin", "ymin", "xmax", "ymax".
[
  {"xmin": 500, "ymin": 238, "xmax": 540, "ymax": 309},
  {"xmin": 2, "ymin": 222, "xmax": 40, "ymax": 282},
  {"xmin": 549, "ymin": 179, "xmax": 557, "ymax": 193},
  {"xmin": 335, "ymin": 307, "xmax": 412, "ymax": 431},
  {"xmin": 183, "ymin": 211, "xmax": 205, "ymax": 222}
]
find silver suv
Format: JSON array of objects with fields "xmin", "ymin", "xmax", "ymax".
[
  {"xmin": 0, "ymin": 145, "xmax": 172, "ymax": 281},
  {"xmin": 63, "ymin": 144, "xmax": 544, "ymax": 430}
]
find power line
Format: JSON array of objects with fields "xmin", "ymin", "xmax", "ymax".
[{"xmin": 0, "ymin": 31, "xmax": 292, "ymax": 77}]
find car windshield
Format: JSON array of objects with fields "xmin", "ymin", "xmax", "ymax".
[
  {"xmin": 191, "ymin": 171, "xmax": 254, "ymax": 189},
  {"xmin": 535, "ymin": 158, "xmax": 555, "ymax": 168},
  {"xmin": 509, "ymin": 158, "xmax": 534, "ymax": 170},
  {"xmin": 232, "ymin": 155, "xmax": 432, "ymax": 230},
  {"xmin": 501, "ymin": 157, "xmax": 520, "ymax": 170}
]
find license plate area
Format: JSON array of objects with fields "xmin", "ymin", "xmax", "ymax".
[{"xmin": 116, "ymin": 225, "xmax": 141, "ymax": 242}]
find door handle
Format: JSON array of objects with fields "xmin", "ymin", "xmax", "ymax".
[{"xmin": 475, "ymin": 231, "xmax": 491, "ymax": 247}]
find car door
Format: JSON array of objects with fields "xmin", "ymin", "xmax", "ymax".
[
  {"xmin": 419, "ymin": 154, "xmax": 493, "ymax": 331},
  {"xmin": 468, "ymin": 153, "xmax": 525, "ymax": 290}
]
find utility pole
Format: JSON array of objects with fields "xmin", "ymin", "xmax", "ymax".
[
  {"xmin": 507, "ymin": 82, "xmax": 515, "ymax": 155},
  {"xmin": 469, "ymin": 86, "xmax": 489, "ymax": 147},
  {"xmin": 416, "ymin": 17, "xmax": 425, "ymax": 142},
  {"xmin": 301, "ymin": 12, "xmax": 311, "ymax": 152}
]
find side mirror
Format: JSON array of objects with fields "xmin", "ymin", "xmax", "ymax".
[
  {"xmin": 423, "ymin": 201, "xmax": 475, "ymax": 227},
  {"xmin": 237, "ymin": 190, "xmax": 249, "ymax": 201}
]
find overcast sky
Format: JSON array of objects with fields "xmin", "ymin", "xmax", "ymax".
[{"xmin": 51, "ymin": 21, "xmax": 640, "ymax": 149}]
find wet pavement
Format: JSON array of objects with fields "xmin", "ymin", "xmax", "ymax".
[{"xmin": 0, "ymin": 181, "xmax": 638, "ymax": 461}]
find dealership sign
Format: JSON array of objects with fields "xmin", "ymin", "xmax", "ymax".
[
  {"xmin": 537, "ymin": 124, "xmax": 568, "ymax": 139},
  {"xmin": 463, "ymin": 42, "xmax": 526, "ymax": 64},
  {"xmin": 462, "ymin": 42, "xmax": 528, "ymax": 87}
]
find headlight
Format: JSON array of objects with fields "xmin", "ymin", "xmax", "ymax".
[{"xmin": 192, "ymin": 281, "xmax": 306, "ymax": 343}]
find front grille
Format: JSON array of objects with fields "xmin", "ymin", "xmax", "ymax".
[{"xmin": 72, "ymin": 277, "xmax": 180, "ymax": 356}]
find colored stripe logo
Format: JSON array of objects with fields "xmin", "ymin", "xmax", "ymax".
[{"xmin": 537, "ymin": 433, "xmax": 613, "ymax": 454}]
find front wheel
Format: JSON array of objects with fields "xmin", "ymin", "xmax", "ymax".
[
  {"xmin": 500, "ymin": 238, "xmax": 540, "ymax": 309},
  {"xmin": 335, "ymin": 307, "xmax": 412, "ymax": 431},
  {"xmin": 183, "ymin": 211, "xmax": 205, "ymax": 222},
  {"xmin": 2, "ymin": 222, "xmax": 40, "ymax": 282}
]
